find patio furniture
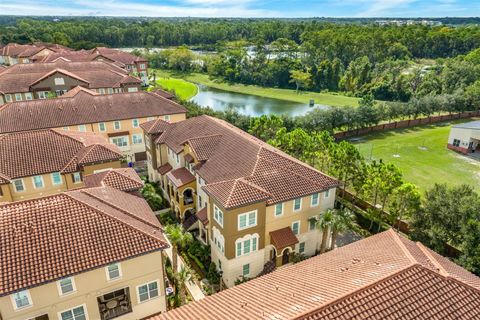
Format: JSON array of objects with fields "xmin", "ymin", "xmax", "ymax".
[{"xmin": 106, "ymin": 300, "xmax": 119, "ymax": 309}]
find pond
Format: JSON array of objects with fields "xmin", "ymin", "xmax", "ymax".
[{"xmin": 190, "ymin": 85, "xmax": 328, "ymax": 117}]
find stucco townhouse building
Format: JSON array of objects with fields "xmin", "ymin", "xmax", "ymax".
[
  {"xmin": 0, "ymin": 129, "xmax": 123, "ymax": 203},
  {"xmin": 0, "ymin": 87, "xmax": 187, "ymax": 162},
  {"xmin": 0, "ymin": 186, "xmax": 169, "ymax": 320},
  {"xmin": 0, "ymin": 60, "xmax": 143, "ymax": 104},
  {"xmin": 141, "ymin": 115, "xmax": 339, "ymax": 287},
  {"xmin": 0, "ymin": 42, "xmax": 71, "ymax": 65}
]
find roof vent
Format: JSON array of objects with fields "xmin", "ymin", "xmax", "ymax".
[{"xmin": 340, "ymin": 267, "xmax": 349, "ymax": 272}]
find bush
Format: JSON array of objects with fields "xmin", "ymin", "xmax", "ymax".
[
  {"xmin": 158, "ymin": 211, "xmax": 178, "ymax": 226},
  {"xmin": 206, "ymin": 262, "xmax": 221, "ymax": 285}
]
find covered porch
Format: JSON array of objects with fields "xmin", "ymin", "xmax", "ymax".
[
  {"xmin": 165, "ymin": 167, "xmax": 197, "ymax": 221},
  {"xmin": 269, "ymin": 227, "xmax": 299, "ymax": 268}
]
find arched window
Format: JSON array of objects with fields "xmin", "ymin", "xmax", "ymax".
[
  {"xmin": 212, "ymin": 227, "xmax": 225, "ymax": 254},
  {"xmin": 235, "ymin": 233, "xmax": 259, "ymax": 258}
]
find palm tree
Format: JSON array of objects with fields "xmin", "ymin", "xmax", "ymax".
[
  {"xmin": 330, "ymin": 208, "xmax": 356, "ymax": 250},
  {"xmin": 175, "ymin": 266, "xmax": 192, "ymax": 306},
  {"xmin": 165, "ymin": 224, "xmax": 193, "ymax": 273},
  {"xmin": 316, "ymin": 209, "xmax": 334, "ymax": 254}
]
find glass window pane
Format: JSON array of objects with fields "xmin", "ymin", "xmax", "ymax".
[
  {"xmin": 61, "ymin": 311, "xmax": 74, "ymax": 320},
  {"xmin": 236, "ymin": 242, "xmax": 242, "ymax": 256},
  {"xmin": 252, "ymin": 237, "xmax": 257, "ymax": 251},
  {"xmin": 248, "ymin": 212, "xmax": 256, "ymax": 226},
  {"xmin": 244, "ymin": 240, "xmax": 250, "ymax": 254}
]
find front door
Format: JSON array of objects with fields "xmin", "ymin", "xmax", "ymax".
[{"xmin": 282, "ymin": 249, "xmax": 290, "ymax": 265}]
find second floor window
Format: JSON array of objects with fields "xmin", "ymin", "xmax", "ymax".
[
  {"xmin": 13, "ymin": 179, "xmax": 25, "ymax": 192},
  {"xmin": 106, "ymin": 263, "xmax": 121, "ymax": 280},
  {"xmin": 98, "ymin": 122, "xmax": 106, "ymax": 132},
  {"xmin": 132, "ymin": 119, "xmax": 139, "ymax": 128},
  {"xmin": 72, "ymin": 172, "xmax": 82, "ymax": 184},
  {"xmin": 293, "ymin": 198, "xmax": 302, "ymax": 211},
  {"xmin": 78, "ymin": 125, "xmax": 86, "ymax": 132},
  {"xmin": 111, "ymin": 136, "xmax": 128, "ymax": 148},
  {"xmin": 292, "ymin": 221, "xmax": 300, "ymax": 235},
  {"xmin": 33, "ymin": 175, "xmax": 44, "ymax": 189},
  {"xmin": 11, "ymin": 290, "xmax": 32, "ymax": 310},
  {"xmin": 138, "ymin": 281, "xmax": 159, "ymax": 302},
  {"xmin": 236, "ymin": 235, "xmax": 258, "ymax": 257},
  {"xmin": 58, "ymin": 277, "xmax": 75, "ymax": 295},
  {"xmin": 114, "ymin": 121, "xmax": 121, "ymax": 130},
  {"xmin": 213, "ymin": 205, "xmax": 224, "ymax": 227},
  {"xmin": 274, "ymin": 203, "xmax": 283, "ymax": 216},
  {"xmin": 238, "ymin": 211, "xmax": 257, "ymax": 230},
  {"xmin": 132, "ymin": 134, "xmax": 143, "ymax": 145},
  {"xmin": 311, "ymin": 193, "xmax": 319, "ymax": 206}
]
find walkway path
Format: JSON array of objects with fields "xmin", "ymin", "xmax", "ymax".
[{"xmin": 164, "ymin": 238, "xmax": 206, "ymax": 301}]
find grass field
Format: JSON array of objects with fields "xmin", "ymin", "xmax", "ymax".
[
  {"xmin": 352, "ymin": 119, "xmax": 480, "ymax": 193},
  {"xmin": 153, "ymin": 76, "xmax": 198, "ymax": 100},
  {"xmin": 152, "ymin": 69, "xmax": 360, "ymax": 107}
]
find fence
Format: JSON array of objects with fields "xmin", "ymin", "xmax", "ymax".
[{"xmin": 334, "ymin": 110, "xmax": 480, "ymax": 140}]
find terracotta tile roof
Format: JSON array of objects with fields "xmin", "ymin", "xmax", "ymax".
[
  {"xmin": 0, "ymin": 89, "xmax": 186, "ymax": 134},
  {"xmin": 150, "ymin": 229, "xmax": 480, "ymax": 320},
  {"xmin": 91, "ymin": 47, "xmax": 148, "ymax": 64},
  {"xmin": 0, "ymin": 186, "xmax": 167, "ymax": 296},
  {"xmin": 196, "ymin": 207, "xmax": 208, "ymax": 226},
  {"xmin": 0, "ymin": 129, "xmax": 122, "ymax": 180},
  {"xmin": 166, "ymin": 167, "xmax": 196, "ymax": 188},
  {"xmin": 151, "ymin": 89, "xmax": 175, "ymax": 100},
  {"xmin": 84, "ymin": 168, "xmax": 144, "ymax": 192},
  {"xmin": 140, "ymin": 118, "xmax": 171, "ymax": 135},
  {"xmin": 0, "ymin": 60, "xmax": 140, "ymax": 93},
  {"xmin": 270, "ymin": 227, "xmax": 299, "ymax": 250},
  {"xmin": 1, "ymin": 43, "xmax": 70, "ymax": 59},
  {"xmin": 154, "ymin": 115, "xmax": 338, "ymax": 209},
  {"xmin": 158, "ymin": 163, "xmax": 173, "ymax": 175}
]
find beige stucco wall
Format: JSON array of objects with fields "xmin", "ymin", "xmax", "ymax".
[
  {"xmin": 448, "ymin": 127, "xmax": 480, "ymax": 149},
  {"xmin": 2, "ymin": 161, "xmax": 121, "ymax": 202},
  {"xmin": 0, "ymin": 251, "xmax": 166, "ymax": 320}
]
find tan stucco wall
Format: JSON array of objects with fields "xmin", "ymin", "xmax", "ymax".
[
  {"xmin": 4, "ymin": 161, "xmax": 121, "ymax": 202},
  {"xmin": 0, "ymin": 251, "xmax": 166, "ymax": 320}
]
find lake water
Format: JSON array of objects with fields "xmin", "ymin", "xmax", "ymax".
[{"xmin": 190, "ymin": 85, "xmax": 326, "ymax": 117}]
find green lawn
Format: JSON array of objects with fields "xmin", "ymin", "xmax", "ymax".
[
  {"xmin": 153, "ymin": 76, "xmax": 198, "ymax": 100},
  {"xmin": 152, "ymin": 69, "xmax": 360, "ymax": 107},
  {"xmin": 352, "ymin": 119, "xmax": 480, "ymax": 193}
]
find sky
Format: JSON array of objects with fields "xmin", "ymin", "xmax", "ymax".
[{"xmin": 0, "ymin": 0, "xmax": 479, "ymax": 18}]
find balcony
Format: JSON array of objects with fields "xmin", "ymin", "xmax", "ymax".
[{"xmin": 97, "ymin": 287, "xmax": 132, "ymax": 320}]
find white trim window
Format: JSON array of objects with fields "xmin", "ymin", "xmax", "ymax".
[
  {"xmin": 292, "ymin": 221, "xmax": 300, "ymax": 235},
  {"xmin": 59, "ymin": 304, "xmax": 87, "ymax": 320},
  {"xmin": 11, "ymin": 290, "xmax": 32, "ymax": 310},
  {"xmin": 212, "ymin": 227, "xmax": 225, "ymax": 253},
  {"xmin": 274, "ymin": 203, "xmax": 283, "ymax": 217},
  {"xmin": 15, "ymin": 93, "xmax": 23, "ymax": 101},
  {"xmin": 132, "ymin": 133, "xmax": 143, "ymax": 145},
  {"xmin": 72, "ymin": 172, "xmax": 82, "ymax": 184},
  {"xmin": 111, "ymin": 136, "xmax": 128, "ymax": 148},
  {"xmin": 98, "ymin": 88, "xmax": 106, "ymax": 94},
  {"xmin": 113, "ymin": 121, "xmax": 121, "ymax": 130},
  {"xmin": 5, "ymin": 94, "xmax": 12, "ymax": 102},
  {"xmin": 140, "ymin": 63, "xmax": 146, "ymax": 69},
  {"xmin": 293, "ymin": 198, "xmax": 302, "ymax": 212},
  {"xmin": 238, "ymin": 210, "xmax": 257, "ymax": 230},
  {"xmin": 311, "ymin": 193, "xmax": 319, "ymax": 207},
  {"xmin": 164, "ymin": 115, "xmax": 171, "ymax": 122},
  {"xmin": 98, "ymin": 122, "xmax": 106, "ymax": 132},
  {"xmin": 57, "ymin": 277, "xmax": 76, "ymax": 296},
  {"xmin": 235, "ymin": 234, "xmax": 259, "ymax": 257},
  {"xmin": 137, "ymin": 280, "xmax": 159, "ymax": 303},
  {"xmin": 132, "ymin": 119, "xmax": 139, "ymax": 128},
  {"xmin": 108, "ymin": 88, "xmax": 114, "ymax": 94},
  {"xmin": 127, "ymin": 87, "xmax": 138, "ymax": 92},
  {"xmin": 213, "ymin": 205, "xmax": 224, "ymax": 227},
  {"xmin": 25, "ymin": 92, "xmax": 33, "ymax": 100},
  {"xmin": 37, "ymin": 91, "xmax": 47, "ymax": 99},
  {"xmin": 309, "ymin": 217, "xmax": 317, "ymax": 231},
  {"xmin": 78, "ymin": 125, "xmax": 86, "ymax": 132},
  {"xmin": 32, "ymin": 175, "xmax": 44, "ymax": 189},
  {"xmin": 299, "ymin": 242, "xmax": 305, "ymax": 254},
  {"xmin": 13, "ymin": 179, "xmax": 25, "ymax": 192},
  {"xmin": 324, "ymin": 189, "xmax": 330, "ymax": 198},
  {"xmin": 242, "ymin": 263, "xmax": 250, "ymax": 277},
  {"xmin": 106, "ymin": 263, "xmax": 122, "ymax": 281},
  {"xmin": 54, "ymin": 77, "xmax": 65, "ymax": 85}
]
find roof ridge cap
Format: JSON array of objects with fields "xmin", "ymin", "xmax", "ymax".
[
  {"xmin": 108, "ymin": 168, "xmax": 143, "ymax": 185},
  {"xmin": 72, "ymin": 188, "xmax": 163, "ymax": 231},
  {"xmin": 388, "ymin": 229, "xmax": 418, "ymax": 266},
  {"xmin": 238, "ymin": 177, "xmax": 272, "ymax": 197},
  {"xmin": 415, "ymin": 241, "xmax": 449, "ymax": 277}
]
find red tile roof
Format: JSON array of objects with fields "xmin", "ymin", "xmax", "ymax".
[
  {"xmin": 166, "ymin": 167, "xmax": 196, "ymax": 188},
  {"xmin": 270, "ymin": 227, "xmax": 299, "ymax": 250},
  {"xmin": 150, "ymin": 229, "xmax": 480, "ymax": 320},
  {"xmin": 0, "ymin": 129, "xmax": 122, "ymax": 181},
  {"xmin": 140, "ymin": 118, "xmax": 171, "ymax": 135},
  {"xmin": 1, "ymin": 43, "xmax": 71, "ymax": 59},
  {"xmin": 196, "ymin": 207, "xmax": 208, "ymax": 226},
  {"xmin": 158, "ymin": 163, "xmax": 173, "ymax": 175},
  {"xmin": 0, "ymin": 88, "xmax": 186, "ymax": 134},
  {"xmin": 84, "ymin": 168, "xmax": 144, "ymax": 192},
  {"xmin": 0, "ymin": 60, "xmax": 140, "ymax": 93},
  {"xmin": 151, "ymin": 89, "xmax": 175, "ymax": 100},
  {"xmin": 0, "ymin": 187, "xmax": 167, "ymax": 296},
  {"xmin": 154, "ymin": 115, "xmax": 338, "ymax": 209}
]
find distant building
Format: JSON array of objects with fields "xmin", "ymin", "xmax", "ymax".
[
  {"xmin": 0, "ymin": 87, "xmax": 187, "ymax": 162},
  {"xmin": 0, "ymin": 186, "xmax": 169, "ymax": 320},
  {"xmin": 142, "ymin": 115, "xmax": 339, "ymax": 288},
  {"xmin": 38, "ymin": 47, "xmax": 150, "ymax": 85},
  {"xmin": 0, "ymin": 129, "xmax": 123, "ymax": 203},
  {"xmin": 447, "ymin": 120, "xmax": 480, "ymax": 154},
  {"xmin": 150, "ymin": 229, "xmax": 480, "ymax": 320},
  {"xmin": 0, "ymin": 42, "xmax": 71, "ymax": 65},
  {"xmin": 0, "ymin": 60, "xmax": 143, "ymax": 104}
]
